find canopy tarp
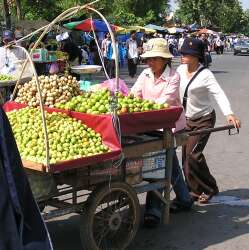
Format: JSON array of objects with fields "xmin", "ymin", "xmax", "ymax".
[
  {"xmin": 144, "ymin": 24, "xmax": 167, "ymax": 32},
  {"xmin": 120, "ymin": 25, "xmax": 156, "ymax": 34},
  {"xmin": 167, "ymin": 27, "xmax": 186, "ymax": 34},
  {"xmin": 188, "ymin": 22, "xmax": 199, "ymax": 31}
]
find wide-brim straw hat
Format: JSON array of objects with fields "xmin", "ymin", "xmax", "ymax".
[{"xmin": 141, "ymin": 38, "xmax": 173, "ymax": 59}]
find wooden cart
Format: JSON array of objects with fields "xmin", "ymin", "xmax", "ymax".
[
  {"xmin": 21, "ymin": 128, "xmax": 183, "ymax": 250},
  {"xmin": 23, "ymin": 124, "xmax": 238, "ymax": 250}
]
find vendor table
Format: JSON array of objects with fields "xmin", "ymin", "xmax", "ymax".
[{"xmin": 0, "ymin": 77, "xmax": 31, "ymax": 103}]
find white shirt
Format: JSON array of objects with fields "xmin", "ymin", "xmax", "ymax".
[
  {"xmin": 0, "ymin": 46, "xmax": 26, "ymax": 73},
  {"xmin": 177, "ymin": 64, "xmax": 233, "ymax": 119},
  {"xmin": 126, "ymin": 38, "xmax": 138, "ymax": 59},
  {"xmin": 101, "ymin": 38, "xmax": 111, "ymax": 57},
  {"xmin": 178, "ymin": 37, "xmax": 185, "ymax": 49}
]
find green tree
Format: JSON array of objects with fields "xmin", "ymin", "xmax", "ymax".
[
  {"xmin": 90, "ymin": 0, "xmax": 169, "ymax": 25},
  {"xmin": 2, "ymin": 0, "xmax": 171, "ymax": 28},
  {"xmin": 240, "ymin": 9, "xmax": 249, "ymax": 35},
  {"xmin": 175, "ymin": 0, "xmax": 244, "ymax": 33}
]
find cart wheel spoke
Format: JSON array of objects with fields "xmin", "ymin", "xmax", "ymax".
[
  {"xmin": 80, "ymin": 182, "xmax": 140, "ymax": 250},
  {"xmin": 96, "ymin": 227, "xmax": 111, "ymax": 247}
]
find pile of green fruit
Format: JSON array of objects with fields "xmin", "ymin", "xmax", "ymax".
[
  {"xmin": 0, "ymin": 74, "xmax": 14, "ymax": 81},
  {"xmin": 55, "ymin": 89, "xmax": 169, "ymax": 115},
  {"xmin": 7, "ymin": 107, "xmax": 110, "ymax": 164}
]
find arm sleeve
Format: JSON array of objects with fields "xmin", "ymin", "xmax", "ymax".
[
  {"xmin": 205, "ymin": 71, "xmax": 233, "ymax": 116},
  {"xmin": 155, "ymin": 73, "xmax": 181, "ymax": 105}
]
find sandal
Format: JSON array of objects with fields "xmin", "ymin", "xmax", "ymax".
[
  {"xmin": 144, "ymin": 214, "xmax": 160, "ymax": 228},
  {"xmin": 198, "ymin": 189, "xmax": 219, "ymax": 204},
  {"xmin": 198, "ymin": 193, "xmax": 211, "ymax": 204}
]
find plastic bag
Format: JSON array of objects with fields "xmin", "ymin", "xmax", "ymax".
[
  {"xmin": 49, "ymin": 62, "xmax": 59, "ymax": 74},
  {"xmin": 1, "ymin": 63, "xmax": 16, "ymax": 75},
  {"xmin": 101, "ymin": 78, "xmax": 129, "ymax": 96}
]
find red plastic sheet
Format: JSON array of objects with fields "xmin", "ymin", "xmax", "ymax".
[
  {"xmin": 116, "ymin": 106, "xmax": 183, "ymax": 135},
  {"xmin": 3, "ymin": 101, "xmax": 122, "ymax": 172},
  {"xmin": 5, "ymin": 102, "xmax": 183, "ymax": 134}
]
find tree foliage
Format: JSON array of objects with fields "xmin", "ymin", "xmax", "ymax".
[
  {"xmin": 1, "ymin": 0, "xmax": 169, "ymax": 26},
  {"xmin": 2, "ymin": 0, "xmax": 249, "ymax": 34},
  {"xmin": 175, "ymin": 0, "xmax": 247, "ymax": 33}
]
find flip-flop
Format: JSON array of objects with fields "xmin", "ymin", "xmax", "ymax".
[
  {"xmin": 198, "ymin": 189, "xmax": 219, "ymax": 204},
  {"xmin": 198, "ymin": 193, "xmax": 211, "ymax": 204}
]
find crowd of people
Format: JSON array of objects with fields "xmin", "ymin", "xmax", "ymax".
[{"xmin": 74, "ymin": 30, "xmax": 245, "ymax": 79}]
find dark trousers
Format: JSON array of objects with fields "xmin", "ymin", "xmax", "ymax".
[
  {"xmin": 183, "ymin": 110, "xmax": 218, "ymax": 196},
  {"xmin": 106, "ymin": 59, "xmax": 115, "ymax": 79},
  {"xmin": 145, "ymin": 150, "xmax": 192, "ymax": 219},
  {"xmin": 103, "ymin": 57, "xmax": 109, "ymax": 71},
  {"xmin": 127, "ymin": 58, "xmax": 137, "ymax": 77}
]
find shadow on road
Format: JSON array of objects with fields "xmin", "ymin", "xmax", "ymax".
[
  {"xmin": 128, "ymin": 189, "xmax": 249, "ymax": 250},
  {"xmin": 46, "ymin": 189, "xmax": 249, "ymax": 250},
  {"xmin": 212, "ymin": 70, "xmax": 229, "ymax": 74}
]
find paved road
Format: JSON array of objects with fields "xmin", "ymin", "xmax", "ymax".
[{"xmin": 46, "ymin": 52, "xmax": 249, "ymax": 250}]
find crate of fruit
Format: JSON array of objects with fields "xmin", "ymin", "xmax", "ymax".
[{"xmin": 3, "ymin": 101, "xmax": 122, "ymax": 173}]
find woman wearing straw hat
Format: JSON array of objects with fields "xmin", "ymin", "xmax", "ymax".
[
  {"xmin": 177, "ymin": 38, "xmax": 241, "ymax": 203},
  {"xmin": 131, "ymin": 38, "xmax": 192, "ymax": 227}
]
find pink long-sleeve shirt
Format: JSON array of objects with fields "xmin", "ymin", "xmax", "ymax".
[{"xmin": 131, "ymin": 66, "xmax": 186, "ymax": 132}]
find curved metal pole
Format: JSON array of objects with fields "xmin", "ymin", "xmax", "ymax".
[{"xmin": 13, "ymin": 45, "xmax": 51, "ymax": 168}]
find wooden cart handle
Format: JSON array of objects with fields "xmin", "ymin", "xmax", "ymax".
[{"xmin": 187, "ymin": 125, "xmax": 239, "ymax": 136}]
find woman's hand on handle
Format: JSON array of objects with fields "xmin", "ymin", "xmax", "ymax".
[{"xmin": 226, "ymin": 114, "xmax": 241, "ymax": 129}]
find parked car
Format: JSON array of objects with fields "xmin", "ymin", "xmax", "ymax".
[{"xmin": 234, "ymin": 40, "xmax": 249, "ymax": 55}]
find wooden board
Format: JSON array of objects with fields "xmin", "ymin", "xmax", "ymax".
[{"xmin": 22, "ymin": 160, "xmax": 47, "ymax": 172}]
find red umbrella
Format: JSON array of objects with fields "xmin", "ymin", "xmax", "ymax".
[{"xmin": 63, "ymin": 19, "xmax": 124, "ymax": 32}]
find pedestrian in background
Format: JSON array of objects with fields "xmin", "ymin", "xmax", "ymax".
[
  {"xmin": 199, "ymin": 33, "xmax": 212, "ymax": 67},
  {"xmin": 106, "ymin": 37, "xmax": 121, "ymax": 78},
  {"xmin": 177, "ymin": 38, "xmax": 241, "ymax": 204},
  {"xmin": 126, "ymin": 30, "xmax": 138, "ymax": 78},
  {"xmin": 101, "ymin": 32, "xmax": 111, "ymax": 69}
]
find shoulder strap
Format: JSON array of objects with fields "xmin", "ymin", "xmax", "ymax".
[{"xmin": 183, "ymin": 67, "xmax": 206, "ymax": 110}]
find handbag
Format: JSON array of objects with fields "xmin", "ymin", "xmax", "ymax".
[{"xmin": 183, "ymin": 67, "xmax": 206, "ymax": 110}]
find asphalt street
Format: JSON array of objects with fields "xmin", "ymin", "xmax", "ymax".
[{"xmin": 46, "ymin": 52, "xmax": 249, "ymax": 250}]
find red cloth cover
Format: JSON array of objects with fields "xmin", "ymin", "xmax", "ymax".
[{"xmin": 116, "ymin": 106, "xmax": 183, "ymax": 135}]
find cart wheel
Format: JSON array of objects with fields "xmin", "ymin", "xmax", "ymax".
[{"xmin": 80, "ymin": 182, "xmax": 140, "ymax": 250}]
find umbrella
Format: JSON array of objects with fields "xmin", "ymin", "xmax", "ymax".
[
  {"xmin": 144, "ymin": 24, "xmax": 167, "ymax": 32},
  {"xmin": 63, "ymin": 18, "xmax": 125, "ymax": 33},
  {"xmin": 124, "ymin": 25, "xmax": 156, "ymax": 34},
  {"xmin": 197, "ymin": 28, "xmax": 217, "ymax": 35},
  {"xmin": 167, "ymin": 27, "xmax": 186, "ymax": 34}
]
